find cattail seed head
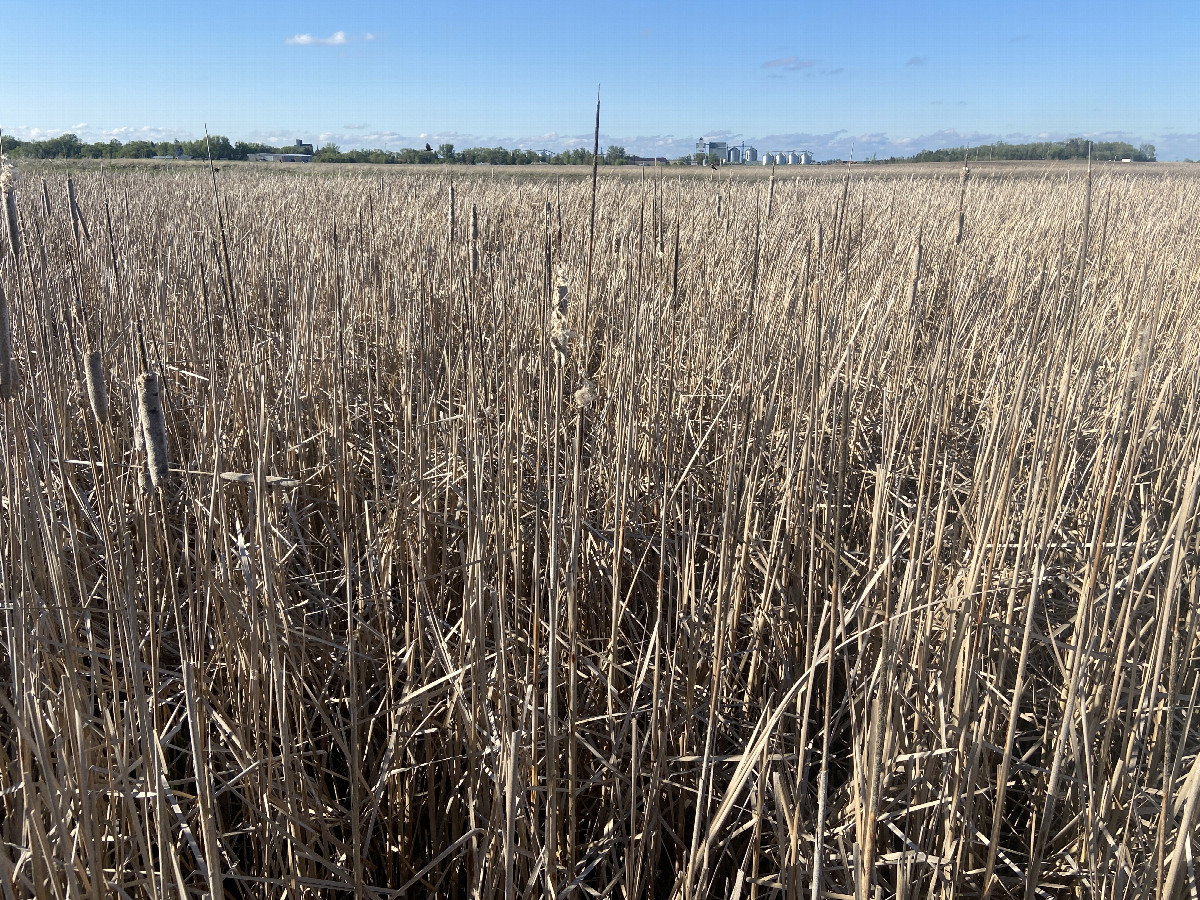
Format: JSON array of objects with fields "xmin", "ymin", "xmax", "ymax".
[
  {"xmin": 573, "ymin": 379, "xmax": 598, "ymax": 408},
  {"xmin": 549, "ymin": 270, "xmax": 573, "ymax": 364},
  {"xmin": 85, "ymin": 350, "xmax": 109, "ymax": 425},
  {"xmin": 137, "ymin": 372, "xmax": 169, "ymax": 488}
]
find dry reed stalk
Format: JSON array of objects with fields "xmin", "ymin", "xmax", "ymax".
[
  {"xmin": 66, "ymin": 177, "xmax": 91, "ymax": 243},
  {"xmin": 470, "ymin": 202, "xmax": 479, "ymax": 275},
  {"xmin": 2, "ymin": 161, "xmax": 20, "ymax": 262},
  {"xmin": 0, "ymin": 280, "xmax": 11, "ymax": 401},
  {"xmin": 955, "ymin": 159, "xmax": 970, "ymax": 244}
]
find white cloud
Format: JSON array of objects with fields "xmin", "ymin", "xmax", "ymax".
[{"xmin": 286, "ymin": 31, "xmax": 347, "ymax": 46}]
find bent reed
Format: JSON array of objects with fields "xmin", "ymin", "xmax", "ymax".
[{"xmin": 0, "ymin": 162, "xmax": 1198, "ymax": 899}]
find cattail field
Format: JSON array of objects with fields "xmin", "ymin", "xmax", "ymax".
[{"xmin": 1, "ymin": 159, "xmax": 1199, "ymax": 899}]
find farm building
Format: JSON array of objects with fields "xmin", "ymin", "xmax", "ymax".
[
  {"xmin": 248, "ymin": 139, "xmax": 314, "ymax": 162},
  {"xmin": 248, "ymin": 153, "xmax": 313, "ymax": 163}
]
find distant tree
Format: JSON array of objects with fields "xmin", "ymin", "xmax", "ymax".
[
  {"xmin": 313, "ymin": 143, "xmax": 343, "ymax": 162},
  {"xmin": 438, "ymin": 143, "xmax": 456, "ymax": 162},
  {"xmin": 117, "ymin": 141, "xmax": 157, "ymax": 159},
  {"xmin": 604, "ymin": 145, "xmax": 628, "ymax": 165}
]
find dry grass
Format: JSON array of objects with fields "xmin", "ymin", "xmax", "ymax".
[{"xmin": 0, "ymin": 161, "xmax": 1198, "ymax": 898}]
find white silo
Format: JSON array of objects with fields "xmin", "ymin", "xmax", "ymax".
[
  {"xmin": 727, "ymin": 147, "xmax": 741, "ymax": 163},
  {"xmin": 743, "ymin": 146, "xmax": 757, "ymax": 162}
]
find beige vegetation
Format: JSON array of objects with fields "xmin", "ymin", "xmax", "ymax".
[{"xmin": 0, "ymin": 159, "xmax": 1198, "ymax": 899}]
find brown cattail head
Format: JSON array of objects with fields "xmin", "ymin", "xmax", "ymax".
[
  {"xmin": 85, "ymin": 350, "xmax": 109, "ymax": 425},
  {"xmin": 1, "ymin": 162, "xmax": 19, "ymax": 261},
  {"xmin": 554, "ymin": 269, "xmax": 569, "ymax": 317},
  {"xmin": 137, "ymin": 372, "xmax": 169, "ymax": 488}
]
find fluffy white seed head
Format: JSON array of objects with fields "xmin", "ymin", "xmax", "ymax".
[{"xmin": 574, "ymin": 379, "xmax": 598, "ymax": 408}]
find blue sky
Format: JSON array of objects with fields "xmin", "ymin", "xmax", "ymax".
[{"xmin": 2, "ymin": 0, "xmax": 1198, "ymax": 159}]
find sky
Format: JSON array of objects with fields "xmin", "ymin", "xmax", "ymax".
[{"xmin": 2, "ymin": 0, "xmax": 1199, "ymax": 160}]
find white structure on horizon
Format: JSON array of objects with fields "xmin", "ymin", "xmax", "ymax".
[{"xmin": 696, "ymin": 138, "xmax": 765, "ymax": 164}]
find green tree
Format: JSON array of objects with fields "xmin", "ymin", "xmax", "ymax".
[
  {"xmin": 438, "ymin": 143, "xmax": 456, "ymax": 162},
  {"xmin": 313, "ymin": 143, "xmax": 343, "ymax": 162},
  {"xmin": 604, "ymin": 145, "xmax": 628, "ymax": 165}
]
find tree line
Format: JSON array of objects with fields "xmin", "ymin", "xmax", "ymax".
[
  {"xmin": 0, "ymin": 133, "xmax": 633, "ymax": 166},
  {"xmin": 901, "ymin": 138, "xmax": 1156, "ymax": 163}
]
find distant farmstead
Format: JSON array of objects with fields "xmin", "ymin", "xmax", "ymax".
[
  {"xmin": 248, "ymin": 139, "xmax": 314, "ymax": 163},
  {"xmin": 248, "ymin": 153, "xmax": 313, "ymax": 163},
  {"xmin": 694, "ymin": 138, "xmax": 779, "ymax": 165}
]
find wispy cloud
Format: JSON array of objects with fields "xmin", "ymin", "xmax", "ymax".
[
  {"xmin": 763, "ymin": 56, "xmax": 815, "ymax": 71},
  {"xmin": 905, "ymin": 56, "xmax": 928, "ymax": 66},
  {"xmin": 286, "ymin": 31, "xmax": 348, "ymax": 46}
]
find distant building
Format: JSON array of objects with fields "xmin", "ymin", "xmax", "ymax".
[
  {"xmin": 293, "ymin": 139, "xmax": 314, "ymax": 154},
  {"xmin": 248, "ymin": 153, "xmax": 313, "ymax": 163},
  {"xmin": 628, "ymin": 156, "xmax": 670, "ymax": 166},
  {"xmin": 152, "ymin": 145, "xmax": 191, "ymax": 161},
  {"xmin": 727, "ymin": 147, "xmax": 741, "ymax": 163},
  {"xmin": 742, "ymin": 146, "xmax": 757, "ymax": 163},
  {"xmin": 799, "ymin": 150, "xmax": 814, "ymax": 164},
  {"xmin": 695, "ymin": 138, "xmax": 728, "ymax": 161}
]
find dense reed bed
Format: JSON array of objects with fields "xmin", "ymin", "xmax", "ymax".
[{"xmin": 1, "ymin": 161, "xmax": 1198, "ymax": 898}]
